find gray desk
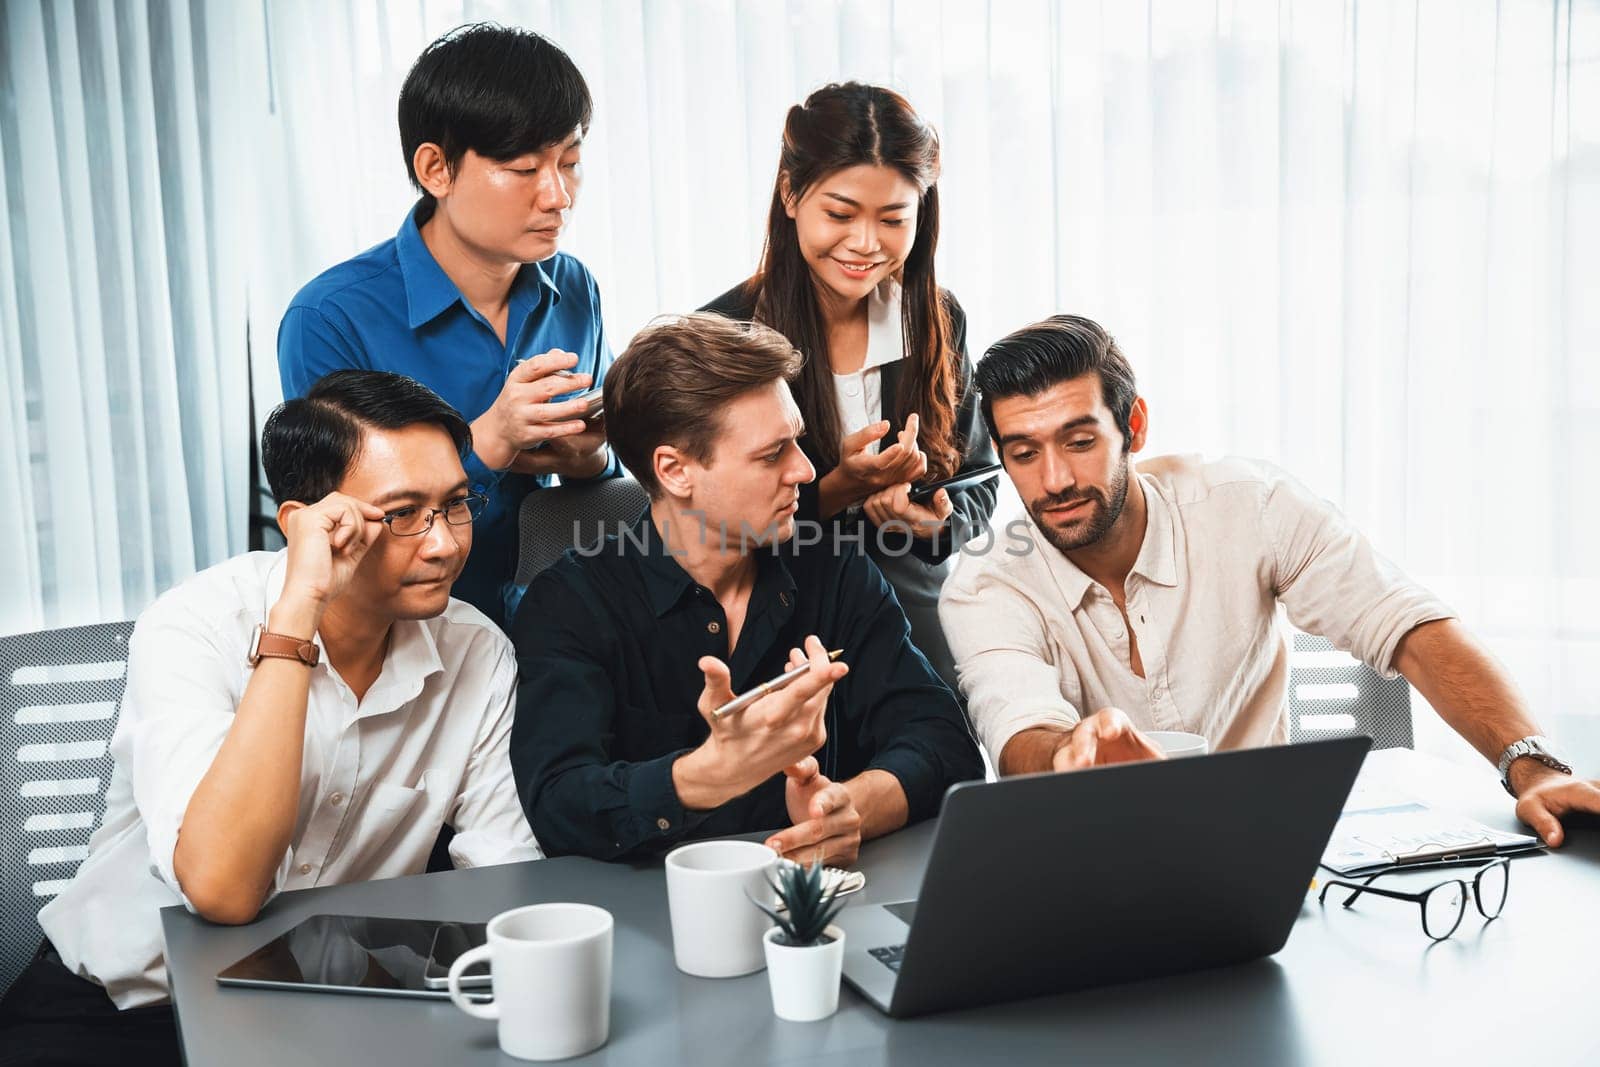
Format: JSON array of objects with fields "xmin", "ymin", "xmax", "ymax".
[{"xmin": 163, "ymin": 734, "xmax": 1600, "ymax": 1066}]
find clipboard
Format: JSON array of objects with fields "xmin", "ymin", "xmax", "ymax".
[{"xmin": 1319, "ymin": 785, "xmax": 1543, "ymax": 876}]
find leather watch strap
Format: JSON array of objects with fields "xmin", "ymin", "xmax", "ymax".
[{"xmin": 248, "ymin": 624, "xmax": 320, "ymax": 668}]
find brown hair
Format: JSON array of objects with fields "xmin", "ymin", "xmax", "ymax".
[
  {"xmin": 605, "ymin": 313, "xmax": 804, "ymax": 497},
  {"xmin": 745, "ymin": 82, "xmax": 960, "ymax": 479}
]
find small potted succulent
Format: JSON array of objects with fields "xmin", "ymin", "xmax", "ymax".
[{"xmin": 751, "ymin": 858, "xmax": 849, "ymax": 1021}]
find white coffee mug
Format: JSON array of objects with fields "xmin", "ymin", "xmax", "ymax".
[
  {"xmin": 665, "ymin": 839, "xmax": 777, "ymax": 978},
  {"xmin": 446, "ymin": 903, "xmax": 613, "ymax": 1061},
  {"xmin": 1147, "ymin": 730, "xmax": 1210, "ymax": 758}
]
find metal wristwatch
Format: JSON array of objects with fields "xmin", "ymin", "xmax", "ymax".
[
  {"xmin": 1496, "ymin": 735, "xmax": 1572, "ymax": 797},
  {"xmin": 247, "ymin": 624, "xmax": 320, "ymax": 668}
]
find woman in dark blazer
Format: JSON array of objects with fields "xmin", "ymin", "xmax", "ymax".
[{"xmin": 702, "ymin": 82, "xmax": 997, "ymax": 692}]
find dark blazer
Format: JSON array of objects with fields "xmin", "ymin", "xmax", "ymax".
[{"xmin": 700, "ymin": 282, "xmax": 999, "ymax": 565}]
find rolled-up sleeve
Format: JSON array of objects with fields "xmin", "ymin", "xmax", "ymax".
[
  {"xmin": 939, "ymin": 555, "xmax": 1084, "ymax": 764},
  {"xmin": 1263, "ymin": 467, "xmax": 1456, "ymax": 676},
  {"xmin": 118, "ymin": 600, "xmax": 293, "ymax": 911},
  {"xmin": 834, "ymin": 550, "xmax": 984, "ymax": 822},
  {"xmin": 448, "ymin": 639, "xmax": 543, "ymax": 868}
]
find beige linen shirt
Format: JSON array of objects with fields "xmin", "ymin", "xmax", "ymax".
[{"xmin": 939, "ymin": 455, "xmax": 1455, "ymax": 763}]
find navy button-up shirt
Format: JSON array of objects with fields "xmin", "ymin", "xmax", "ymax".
[
  {"xmin": 508, "ymin": 513, "xmax": 985, "ymax": 861},
  {"xmin": 277, "ymin": 202, "xmax": 614, "ymax": 626}
]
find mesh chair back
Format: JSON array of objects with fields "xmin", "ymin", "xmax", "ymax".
[
  {"xmin": 1288, "ymin": 631, "xmax": 1412, "ymax": 750},
  {"xmin": 1, "ymin": 621, "xmax": 133, "ymax": 994},
  {"xmin": 516, "ymin": 477, "xmax": 651, "ymax": 587}
]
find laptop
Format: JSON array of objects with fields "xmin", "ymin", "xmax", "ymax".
[{"xmin": 837, "ymin": 736, "xmax": 1370, "ymax": 1017}]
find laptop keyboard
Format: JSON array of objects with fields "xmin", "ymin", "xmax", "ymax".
[{"xmin": 868, "ymin": 944, "xmax": 907, "ymax": 973}]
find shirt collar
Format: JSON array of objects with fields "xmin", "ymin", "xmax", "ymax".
[
  {"xmin": 632, "ymin": 513, "xmax": 699, "ymax": 618},
  {"xmin": 862, "ymin": 279, "xmax": 906, "ymax": 372},
  {"xmin": 1028, "ymin": 467, "xmax": 1178, "ymax": 609},
  {"xmin": 396, "ymin": 202, "xmax": 563, "ymax": 331},
  {"xmin": 363, "ymin": 614, "xmax": 445, "ymax": 717},
  {"xmin": 1030, "ymin": 514, "xmax": 1096, "ymax": 610},
  {"xmin": 1128, "ymin": 471, "xmax": 1179, "ymax": 588},
  {"xmin": 260, "ymin": 549, "xmax": 446, "ymax": 712},
  {"xmin": 628, "ymin": 512, "xmax": 798, "ymax": 621}
]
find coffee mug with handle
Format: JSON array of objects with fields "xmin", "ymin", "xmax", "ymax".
[
  {"xmin": 665, "ymin": 839, "xmax": 777, "ymax": 978},
  {"xmin": 447, "ymin": 902, "xmax": 613, "ymax": 1062},
  {"xmin": 1146, "ymin": 730, "xmax": 1209, "ymax": 758}
]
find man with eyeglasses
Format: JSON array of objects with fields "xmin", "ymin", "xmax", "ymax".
[{"xmin": 2, "ymin": 371, "xmax": 538, "ymax": 1065}]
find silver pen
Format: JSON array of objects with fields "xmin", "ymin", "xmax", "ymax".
[{"xmin": 711, "ymin": 649, "xmax": 845, "ymax": 720}]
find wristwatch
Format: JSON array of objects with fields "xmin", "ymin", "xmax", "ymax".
[
  {"xmin": 247, "ymin": 624, "xmax": 320, "ymax": 668},
  {"xmin": 1496, "ymin": 735, "xmax": 1572, "ymax": 796}
]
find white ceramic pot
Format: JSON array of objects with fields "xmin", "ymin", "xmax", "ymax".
[{"xmin": 762, "ymin": 924, "xmax": 845, "ymax": 1022}]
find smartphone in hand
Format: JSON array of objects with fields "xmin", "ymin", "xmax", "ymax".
[{"xmin": 907, "ymin": 462, "xmax": 1003, "ymax": 504}]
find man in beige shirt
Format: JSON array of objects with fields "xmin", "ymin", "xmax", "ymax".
[{"xmin": 939, "ymin": 315, "xmax": 1600, "ymax": 848}]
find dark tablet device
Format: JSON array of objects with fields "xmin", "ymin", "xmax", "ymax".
[
  {"xmin": 216, "ymin": 914, "xmax": 488, "ymax": 1001},
  {"xmin": 422, "ymin": 921, "xmax": 489, "ymax": 989},
  {"xmin": 908, "ymin": 463, "xmax": 1003, "ymax": 504}
]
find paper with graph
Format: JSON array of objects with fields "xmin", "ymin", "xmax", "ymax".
[{"xmin": 1320, "ymin": 783, "xmax": 1541, "ymax": 876}]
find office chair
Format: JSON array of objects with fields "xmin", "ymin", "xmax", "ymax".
[
  {"xmin": 0, "ymin": 620, "xmax": 133, "ymax": 994},
  {"xmin": 515, "ymin": 476, "xmax": 650, "ymax": 587},
  {"xmin": 1288, "ymin": 630, "xmax": 1413, "ymax": 750}
]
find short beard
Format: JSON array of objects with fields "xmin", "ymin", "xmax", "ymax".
[{"xmin": 1027, "ymin": 454, "xmax": 1131, "ymax": 555}]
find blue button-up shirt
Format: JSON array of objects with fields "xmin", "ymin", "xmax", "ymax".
[{"xmin": 277, "ymin": 202, "xmax": 613, "ymax": 627}]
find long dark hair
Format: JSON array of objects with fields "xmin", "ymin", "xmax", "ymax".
[{"xmin": 746, "ymin": 83, "xmax": 960, "ymax": 479}]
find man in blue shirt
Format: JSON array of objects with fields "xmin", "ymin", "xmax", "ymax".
[{"xmin": 279, "ymin": 24, "xmax": 613, "ymax": 627}]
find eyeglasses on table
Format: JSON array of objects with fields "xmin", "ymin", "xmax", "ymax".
[{"xmin": 1317, "ymin": 857, "xmax": 1511, "ymax": 941}]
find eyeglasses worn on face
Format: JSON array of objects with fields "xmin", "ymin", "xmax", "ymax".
[
  {"xmin": 1318, "ymin": 857, "xmax": 1511, "ymax": 941},
  {"xmin": 380, "ymin": 493, "xmax": 487, "ymax": 537}
]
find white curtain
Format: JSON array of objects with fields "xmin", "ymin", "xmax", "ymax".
[
  {"xmin": 0, "ymin": 0, "xmax": 264, "ymax": 635},
  {"xmin": 6, "ymin": 0, "xmax": 1597, "ymax": 727}
]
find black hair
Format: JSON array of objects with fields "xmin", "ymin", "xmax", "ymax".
[
  {"xmin": 746, "ymin": 82, "xmax": 961, "ymax": 480},
  {"xmin": 262, "ymin": 371, "xmax": 472, "ymax": 505},
  {"xmin": 975, "ymin": 315, "xmax": 1139, "ymax": 448},
  {"xmin": 398, "ymin": 23, "xmax": 592, "ymax": 204}
]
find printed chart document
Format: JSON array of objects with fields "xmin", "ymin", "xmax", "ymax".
[{"xmin": 1321, "ymin": 782, "xmax": 1542, "ymax": 876}]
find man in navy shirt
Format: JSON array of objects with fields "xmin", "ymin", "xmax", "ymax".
[
  {"xmin": 510, "ymin": 314, "xmax": 983, "ymax": 863},
  {"xmin": 279, "ymin": 24, "xmax": 613, "ymax": 627}
]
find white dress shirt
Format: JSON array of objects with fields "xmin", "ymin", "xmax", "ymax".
[
  {"xmin": 939, "ymin": 455, "xmax": 1456, "ymax": 763},
  {"xmin": 38, "ymin": 550, "xmax": 540, "ymax": 1009},
  {"xmin": 830, "ymin": 280, "xmax": 905, "ymax": 446}
]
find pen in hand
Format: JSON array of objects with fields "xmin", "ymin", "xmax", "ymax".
[{"xmin": 711, "ymin": 649, "xmax": 845, "ymax": 720}]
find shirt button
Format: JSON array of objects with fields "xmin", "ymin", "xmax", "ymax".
[
  {"xmin": 656, "ymin": 817, "xmax": 671, "ymax": 831},
  {"xmin": 329, "ymin": 792, "xmax": 343, "ymax": 806},
  {"xmin": 844, "ymin": 381, "xmax": 860, "ymax": 397},
  {"xmin": 779, "ymin": 592, "xmax": 792, "ymax": 607},
  {"xmin": 707, "ymin": 620, "xmax": 721, "ymax": 635},
  {"xmin": 298, "ymin": 863, "xmax": 312, "ymax": 875}
]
